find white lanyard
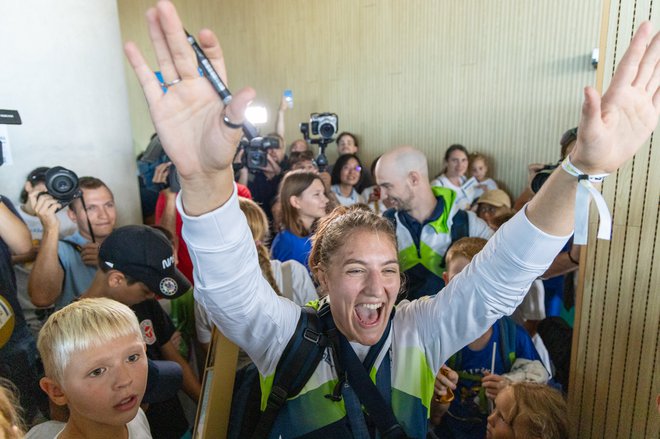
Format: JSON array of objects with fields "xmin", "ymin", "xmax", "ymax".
[{"xmin": 561, "ymin": 156, "xmax": 611, "ymax": 245}]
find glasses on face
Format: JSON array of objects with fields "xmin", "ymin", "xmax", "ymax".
[
  {"xmin": 477, "ymin": 204, "xmax": 496, "ymax": 215},
  {"xmin": 342, "ymin": 165, "xmax": 362, "ymax": 172}
]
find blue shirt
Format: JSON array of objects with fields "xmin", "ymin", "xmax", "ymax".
[
  {"xmin": 57, "ymin": 231, "xmax": 96, "ymax": 309},
  {"xmin": 271, "ymin": 229, "xmax": 312, "ymax": 271}
]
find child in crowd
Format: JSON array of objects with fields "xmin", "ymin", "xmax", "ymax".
[
  {"xmin": 469, "ymin": 153, "xmax": 499, "ymax": 203},
  {"xmin": 487, "ymin": 382, "xmax": 568, "ymax": 439},
  {"xmin": 475, "ymin": 189, "xmax": 513, "ymax": 231},
  {"xmin": 431, "ymin": 238, "xmax": 549, "ymax": 439},
  {"xmin": 26, "ymin": 298, "xmax": 151, "ymax": 438},
  {"xmin": 84, "ymin": 225, "xmax": 197, "ymax": 439},
  {"xmin": 271, "ymin": 171, "xmax": 329, "ymax": 270}
]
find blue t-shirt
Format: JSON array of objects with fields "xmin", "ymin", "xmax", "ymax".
[
  {"xmin": 435, "ymin": 317, "xmax": 542, "ymax": 439},
  {"xmin": 543, "ymin": 241, "xmax": 571, "ymax": 316},
  {"xmin": 271, "ymin": 229, "xmax": 312, "ymax": 271},
  {"xmin": 57, "ymin": 231, "xmax": 96, "ymax": 309}
]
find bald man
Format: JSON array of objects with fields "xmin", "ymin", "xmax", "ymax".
[{"xmin": 376, "ymin": 146, "xmax": 493, "ymax": 300}]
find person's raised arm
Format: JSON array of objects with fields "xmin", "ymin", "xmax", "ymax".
[
  {"xmin": 275, "ymin": 94, "xmax": 288, "ymax": 141},
  {"xmin": 124, "ymin": 1, "xmax": 255, "ymax": 216},
  {"xmin": 124, "ymin": 2, "xmax": 299, "ymax": 376},
  {"xmin": 526, "ymin": 23, "xmax": 659, "ymax": 235},
  {"xmin": 0, "ymin": 198, "xmax": 31, "ymax": 255},
  {"xmin": 26, "ymin": 191, "xmax": 65, "ymax": 307}
]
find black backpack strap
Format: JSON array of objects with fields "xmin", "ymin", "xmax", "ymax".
[
  {"xmin": 250, "ymin": 306, "xmax": 328, "ymax": 439},
  {"xmin": 450, "ymin": 209, "xmax": 469, "ymax": 245},
  {"xmin": 337, "ymin": 317, "xmax": 409, "ymax": 439}
]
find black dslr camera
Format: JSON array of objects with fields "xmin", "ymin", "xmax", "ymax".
[
  {"xmin": 530, "ymin": 128, "xmax": 578, "ymax": 193},
  {"xmin": 240, "ymin": 136, "xmax": 281, "ymax": 171},
  {"xmin": 44, "ymin": 166, "xmax": 82, "ymax": 209},
  {"xmin": 530, "ymin": 163, "xmax": 560, "ymax": 193},
  {"xmin": 299, "ymin": 113, "xmax": 338, "ymax": 172}
]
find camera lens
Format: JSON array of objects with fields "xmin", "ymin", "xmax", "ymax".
[
  {"xmin": 52, "ymin": 175, "xmax": 74, "ymax": 194},
  {"xmin": 44, "ymin": 166, "xmax": 81, "ymax": 209},
  {"xmin": 319, "ymin": 123, "xmax": 335, "ymax": 139}
]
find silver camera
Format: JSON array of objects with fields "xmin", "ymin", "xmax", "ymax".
[{"xmin": 310, "ymin": 113, "xmax": 338, "ymax": 140}]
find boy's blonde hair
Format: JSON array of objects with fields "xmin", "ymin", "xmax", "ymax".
[
  {"xmin": 444, "ymin": 237, "xmax": 488, "ymax": 267},
  {"xmin": 37, "ymin": 298, "xmax": 143, "ymax": 384}
]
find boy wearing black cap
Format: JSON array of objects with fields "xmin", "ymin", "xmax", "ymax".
[{"xmin": 82, "ymin": 225, "xmax": 198, "ymax": 439}]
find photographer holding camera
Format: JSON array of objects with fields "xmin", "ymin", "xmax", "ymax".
[
  {"xmin": 235, "ymin": 132, "xmax": 287, "ymax": 223},
  {"xmin": 27, "ymin": 174, "xmax": 117, "ymax": 310},
  {"xmin": 11, "ymin": 167, "xmax": 77, "ymax": 340}
]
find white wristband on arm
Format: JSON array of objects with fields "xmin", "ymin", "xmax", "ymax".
[{"xmin": 561, "ymin": 155, "xmax": 611, "ymax": 245}]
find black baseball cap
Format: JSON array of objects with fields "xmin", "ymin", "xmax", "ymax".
[{"xmin": 99, "ymin": 225, "xmax": 191, "ymax": 299}]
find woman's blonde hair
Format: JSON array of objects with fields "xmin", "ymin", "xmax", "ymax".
[
  {"xmin": 0, "ymin": 379, "xmax": 24, "ymax": 439},
  {"xmin": 507, "ymin": 382, "xmax": 569, "ymax": 439},
  {"xmin": 238, "ymin": 197, "xmax": 281, "ymax": 296},
  {"xmin": 279, "ymin": 170, "xmax": 323, "ymax": 237},
  {"xmin": 38, "ymin": 298, "xmax": 143, "ymax": 384}
]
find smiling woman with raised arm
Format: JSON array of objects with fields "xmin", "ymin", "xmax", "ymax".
[{"xmin": 124, "ymin": 3, "xmax": 659, "ymax": 437}]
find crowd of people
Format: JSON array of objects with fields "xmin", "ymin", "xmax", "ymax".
[{"xmin": 0, "ymin": 2, "xmax": 658, "ymax": 438}]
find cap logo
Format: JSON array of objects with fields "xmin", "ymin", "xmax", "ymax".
[
  {"xmin": 140, "ymin": 319, "xmax": 157, "ymax": 345},
  {"xmin": 159, "ymin": 277, "xmax": 178, "ymax": 296},
  {"xmin": 162, "ymin": 256, "xmax": 174, "ymax": 269}
]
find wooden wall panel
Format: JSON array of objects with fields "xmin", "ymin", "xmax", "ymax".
[
  {"xmin": 117, "ymin": 0, "xmax": 602, "ymax": 198},
  {"xmin": 569, "ymin": 0, "xmax": 659, "ymax": 437}
]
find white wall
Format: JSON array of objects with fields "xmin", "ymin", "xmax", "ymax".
[{"xmin": 0, "ymin": 0, "xmax": 140, "ymax": 225}]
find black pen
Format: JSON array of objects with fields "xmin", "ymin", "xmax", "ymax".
[
  {"xmin": 186, "ymin": 31, "xmax": 232, "ymax": 105},
  {"xmin": 186, "ymin": 31, "xmax": 258, "ymax": 139}
]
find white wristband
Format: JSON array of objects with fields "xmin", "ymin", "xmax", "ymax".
[{"xmin": 561, "ymin": 155, "xmax": 611, "ymax": 245}]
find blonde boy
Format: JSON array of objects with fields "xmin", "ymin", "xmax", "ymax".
[{"xmin": 26, "ymin": 298, "xmax": 152, "ymax": 438}]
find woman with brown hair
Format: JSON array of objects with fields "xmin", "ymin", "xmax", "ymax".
[
  {"xmin": 124, "ymin": 4, "xmax": 658, "ymax": 436},
  {"xmin": 271, "ymin": 170, "xmax": 329, "ymax": 270}
]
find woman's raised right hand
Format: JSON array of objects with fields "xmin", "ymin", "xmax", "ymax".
[{"xmin": 124, "ymin": 1, "xmax": 255, "ymax": 214}]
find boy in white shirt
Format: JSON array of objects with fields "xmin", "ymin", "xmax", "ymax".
[{"xmin": 26, "ymin": 298, "xmax": 152, "ymax": 438}]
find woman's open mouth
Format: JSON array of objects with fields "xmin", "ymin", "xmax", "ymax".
[{"xmin": 354, "ymin": 303, "xmax": 383, "ymax": 327}]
